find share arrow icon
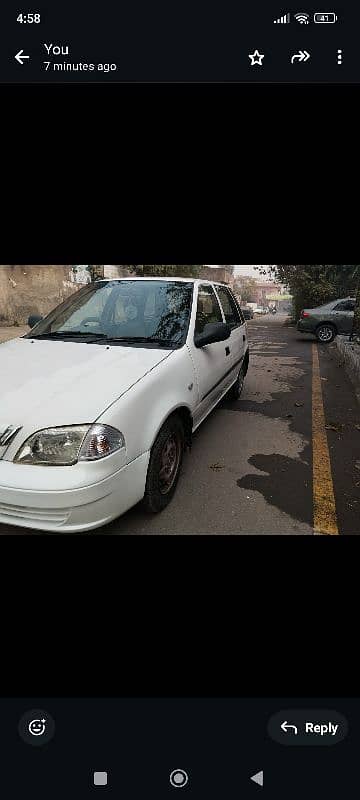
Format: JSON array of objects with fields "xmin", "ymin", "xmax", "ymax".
[{"xmin": 291, "ymin": 50, "xmax": 310, "ymax": 64}]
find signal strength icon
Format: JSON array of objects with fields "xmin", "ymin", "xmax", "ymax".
[
  {"xmin": 294, "ymin": 12, "xmax": 310, "ymax": 23},
  {"xmin": 274, "ymin": 12, "xmax": 291, "ymax": 23}
]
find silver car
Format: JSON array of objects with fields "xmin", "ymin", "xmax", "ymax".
[{"xmin": 297, "ymin": 297, "xmax": 356, "ymax": 343}]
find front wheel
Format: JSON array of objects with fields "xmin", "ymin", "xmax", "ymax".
[
  {"xmin": 315, "ymin": 324, "xmax": 336, "ymax": 344},
  {"xmin": 142, "ymin": 416, "xmax": 185, "ymax": 513}
]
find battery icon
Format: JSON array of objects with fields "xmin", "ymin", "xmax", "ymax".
[{"xmin": 314, "ymin": 12, "xmax": 338, "ymax": 22}]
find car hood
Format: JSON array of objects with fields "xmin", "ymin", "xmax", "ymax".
[{"xmin": 0, "ymin": 338, "xmax": 172, "ymax": 427}]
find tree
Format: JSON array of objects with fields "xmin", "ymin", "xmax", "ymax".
[
  {"xmin": 87, "ymin": 265, "xmax": 104, "ymax": 281},
  {"xmin": 235, "ymin": 277, "xmax": 258, "ymax": 303},
  {"xmin": 123, "ymin": 265, "xmax": 203, "ymax": 278},
  {"xmin": 219, "ymin": 265, "xmax": 235, "ymax": 275}
]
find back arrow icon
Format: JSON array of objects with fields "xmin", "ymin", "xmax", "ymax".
[
  {"xmin": 15, "ymin": 50, "xmax": 30, "ymax": 65},
  {"xmin": 291, "ymin": 50, "xmax": 310, "ymax": 64}
]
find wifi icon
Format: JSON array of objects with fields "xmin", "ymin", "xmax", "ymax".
[{"xmin": 294, "ymin": 12, "xmax": 310, "ymax": 23}]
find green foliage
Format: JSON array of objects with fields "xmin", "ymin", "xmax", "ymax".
[
  {"xmin": 87, "ymin": 265, "xmax": 104, "ymax": 281},
  {"xmin": 124, "ymin": 265, "xmax": 203, "ymax": 278}
]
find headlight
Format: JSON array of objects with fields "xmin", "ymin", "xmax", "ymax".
[{"xmin": 14, "ymin": 424, "xmax": 125, "ymax": 466}]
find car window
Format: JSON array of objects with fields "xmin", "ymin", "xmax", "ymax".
[
  {"xmin": 53, "ymin": 284, "xmax": 114, "ymax": 331},
  {"xmin": 333, "ymin": 301, "xmax": 355, "ymax": 311},
  {"xmin": 238, "ymin": 306, "xmax": 245, "ymax": 324},
  {"xmin": 24, "ymin": 281, "xmax": 194, "ymax": 346},
  {"xmin": 216, "ymin": 286, "xmax": 242, "ymax": 328},
  {"xmin": 195, "ymin": 285, "xmax": 223, "ymax": 334}
]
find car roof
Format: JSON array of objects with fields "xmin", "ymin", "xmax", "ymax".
[
  {"xmin": 96, "ymin": 277, "xmax": 230, "ymax": 287},
  {"xmin": 308, "ymin": 297, "xmax": 356, "ymax": 309},
  {"xmin": 326, "ymin": 297, "xmax": 355, "ymax": 305}
]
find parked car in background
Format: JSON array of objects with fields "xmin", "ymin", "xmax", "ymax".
[
  {"xmin": 241, "ymin": 307, "xmax": 254, "ymax": 320},
  {"xmin": 0, "ymin": 278, "xmax": 250, "ymax": 532},
  {"xmin": 297, "ymin": 297, "xmax": 356, "ymax": 343}
]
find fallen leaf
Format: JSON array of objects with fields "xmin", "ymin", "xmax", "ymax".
[
  {"xmin": 294, "ymin": 402, "xmax": 304, "ymax": 407},
  {"xmin": 209, "ymin": 462, "xmax": 224, "ymax": 472},
  {"xmin": 321, "ymin": 377, "xmax": 328, "ymax": 381},
  {"xmin": 325, "ymin": 424, "xmax": 344, "ymax": 432}
]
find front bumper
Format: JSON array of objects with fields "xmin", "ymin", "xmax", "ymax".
[{"xmin": 0, "ymin": 452, "xmax": 150, "ymax": 532}]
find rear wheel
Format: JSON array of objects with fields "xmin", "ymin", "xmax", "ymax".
[
  {"xmin": 315, "ymin": 323, "xmax": 336, "ymax": 343},
  {"xmin": 143, "ymin": 416, "xmax": 185, "ymax": 513}
]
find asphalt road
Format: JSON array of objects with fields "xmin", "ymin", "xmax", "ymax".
[{"xmin": 0, "ymin": 315, "xmax": 359, "ymax": 534}]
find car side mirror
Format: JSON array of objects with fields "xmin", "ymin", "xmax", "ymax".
[
  {"xmin": 194, "ymin": 322, "xmax": 231, "ymax": 348},
  {"xmin": 28, "ymin": 314, "xmax": 44, "ymax": 329}
]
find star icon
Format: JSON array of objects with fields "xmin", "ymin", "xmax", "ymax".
[{"xmin": 248, "ymin": 49, "xmax": 265, "ymax": 66}]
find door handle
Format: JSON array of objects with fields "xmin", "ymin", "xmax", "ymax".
[{"xmin": 225, "ymin": 346, "xmax": 231, "ymax": 356}]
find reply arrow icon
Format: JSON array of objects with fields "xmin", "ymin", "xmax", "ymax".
[{"xmin": 15, "ymin": 50, "xmax": 30, "ymax": 65}]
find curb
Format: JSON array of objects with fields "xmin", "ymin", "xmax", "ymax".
[{"xmin": 334, "ymin": 335, "xmax": 360, "ymax": 404}]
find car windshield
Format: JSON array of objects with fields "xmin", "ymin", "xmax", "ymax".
[{"xmin": 24, "ymin": 280, "xmax": 194, "ymax": 347}]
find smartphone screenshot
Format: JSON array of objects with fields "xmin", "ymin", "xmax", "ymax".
[{"xmin": 0, "ymin": 0, "xmax": 356, "ymax": 793}]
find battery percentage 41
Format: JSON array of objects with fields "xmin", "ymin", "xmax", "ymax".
[{"xmin": 313, "ymin": 13, "xmax": 338, "ymax": 22}]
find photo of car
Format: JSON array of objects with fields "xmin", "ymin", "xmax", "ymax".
[
  {"xmin": 297, "ymin": 297, "xmax": 356, "ymax": 343},
  {"xmin": 241, "ymin": 307, "xmax": 254, "ymax": 320},
  {"xmin": 0, "ymin": 278, "xmax": 249, "ymax": 533}
]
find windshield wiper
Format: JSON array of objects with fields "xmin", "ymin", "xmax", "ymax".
[
  {"xmin": 29, "ymin": 331, "xmax": 108, "ymax": 339},
  {"xmin": 29, "ymin": 333, "xmax": 178, "ymax": 347},
  {"xmin": 97, "ymin": 336, "xmax": 177, "ymax": 346}
]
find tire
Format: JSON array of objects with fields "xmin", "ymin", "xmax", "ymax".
[
  {"xmin": 143, "ymin": 415, "xmax": 185, "ymax": 513},
  {"xmin": 227, "ymin": 364, "xmax": 246, "ymax": 400},
  {"xmin": 315, "ymin": 323, "xmax": 337, "ymax": 344}
]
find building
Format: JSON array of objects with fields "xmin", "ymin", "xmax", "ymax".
[
  {"xmin": 252, "ymin": 281, "xmax": 283, "ymax": 306},
  {"xmin": 200, "ymin": 265, "xmax": 235, "ymax": 287},
  {"xmin": 0, "ymin": 265, "xmax": 97, "ymax": 326}
]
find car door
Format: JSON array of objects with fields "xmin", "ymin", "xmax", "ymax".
[
  {"xmin": 332, "ymin": 300, "xmax": 356, "ymax": 333},
  {"xmin": 189, "ymin": 283, "xmax": 233, "ymax": 427},
  {"xmin": 214, "ymin": 284, "xmax": 247, "ymax": 378}
]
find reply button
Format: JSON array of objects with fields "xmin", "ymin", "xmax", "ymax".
[{"xmin": 268, "ymin": 710, "xmax": 348, "ymax": 746}]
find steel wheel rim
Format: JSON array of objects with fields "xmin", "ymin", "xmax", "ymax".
[
  {"xmin": 237, "ymin": 369, "xmax": 245, "ymax": 394},
  {"xmin": 318, "ymin": 326, "xmax": 333, "ymax": 342},
  {"xmin": 158, "ymin": 433, "xmax": 181, "ymax": 494}
]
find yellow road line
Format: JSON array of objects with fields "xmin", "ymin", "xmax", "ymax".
[{"xmin": 312, "ymin": 344, "xmax": 339, "ymax": 535}]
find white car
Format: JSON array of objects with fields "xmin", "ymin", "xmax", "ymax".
[{"xmin": 0, "ymin": 278, "xmax": 249, "ymax": 532}]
